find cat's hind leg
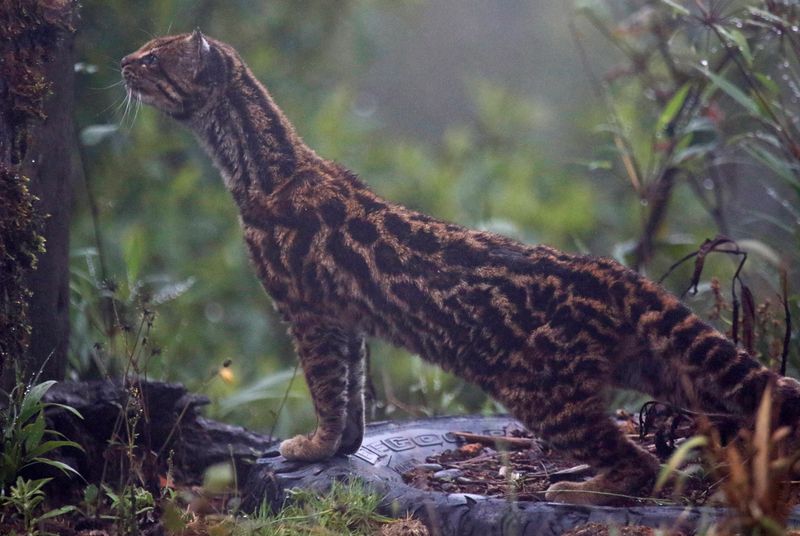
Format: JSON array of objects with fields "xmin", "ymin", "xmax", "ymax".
[
  {"xmin": 503, "ymin": 338, "xmax": 660, "ymax": 505},
  {"xmin": 541, "ymin": 401, "xmax": 660, "ymax": 505}
]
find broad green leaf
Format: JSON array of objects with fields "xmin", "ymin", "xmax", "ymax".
[
  {"xmin": 656, "ymin": 83, "xmax": 691, "ymax": 138},
  {"xmin": 27, "ymin": 440, "xmax": 85, "ymax": 459},
  {"xmin": 23, "ymin": 414, "xmax": 46, "ymax": 452},
  {"xmin": 699, "ymin": 68, "xmax": 760, "ymax": 116},
  {"xmin": 18, "ymin": 381, "xmax": 57, "ymax": 425},
  {"xmin": 25, "ymin": 458, "xmax": 82, "ymax": 479},
  {"xmin": 122, "ymin": 224, "xmax": 147, "ymax": 284},
  {"xmin": 44, "ymin": 402, "xmax": 84, "ymax": 420},
  {"xmin": 218, "ymin": 367, "xmax": 301, "ymax": 412},
  {"xmin": 84, "ymin": 483, "xmax": 99, "ymax": 500}
]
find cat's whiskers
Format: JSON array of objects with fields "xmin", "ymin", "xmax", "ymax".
[
  {"xmin": 130, "ymin": 96, "xmax": 143, "ymax": 127},
  {"xmin": 90, "ymin": 79, "xmax": 124, "ymax": 91},
  {"xmin": 93, "ymin": 91, "xmax": 127, "ymax": 119},
  {"xmin": 118, "ymin": 88, "xmax": 134, "ymax": 127}
]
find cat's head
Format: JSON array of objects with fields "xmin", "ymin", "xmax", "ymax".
[{"xmin": 122, "ymin": 30, "xmax": 231, "ymax": 119}]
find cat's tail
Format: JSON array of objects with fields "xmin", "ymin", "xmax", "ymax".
[{"xmin": 626, "ymin": 276, "xmax": 800, "ymax": 431}]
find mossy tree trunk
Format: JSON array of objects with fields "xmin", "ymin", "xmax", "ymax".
[{"xmin": 0, "ymin": 1, "xmax": 79, "ymax": 386}]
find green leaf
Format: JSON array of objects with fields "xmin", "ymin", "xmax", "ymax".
[
  {"xmin": 203, "ymin": 462, "xmax": 235, "ymax": 493},
  {"xmin": 26, "ymin": 440, "xmax": 85, "ymax": 459},
  {"xmin": 218, "ymin": 367, "xmax": 301, "ymax": 412},
  {"xmin": 714, "ymin": 25, "xmax": 753, "ymax": 66},
  {"xmin": 84, "ymin": 483, "xmax": 99, "ymax": 503},
  {"xmin": 102, "ymin": 484, "xmax": 120, "ymax": 503},
  {"xmin": 660, "ymin": 0, "xmax": 690, "ymax": 15},
  {"xmin": 673, "ymin": 142, "xmax": 717, "ymax": 164},
  {"xmin": 35, "ymin": 505, "xmax": 76, "ymax": 522},
  {"xmin": 683, "ymin": 117, "xmax": 717, "ymax": 135},
  {"xmin": 24, "ymin": 458, "xmax": 82, "ymax": 479},
  {"xmin": 736, "ymin": 239, "xmax": 781, "ymax": 267},
  {"xmin": 22, "ymin": 414, "xmax": 46, "ymax": 452},
  {"xmin": 747, "ymin": 7, "xmax": 788, "ymax": 26},
  {"xmin": 655, "ymin": 435, "xmax": 707, "ymax": 492},
  {"xmin": 122, "ymin": 224, "xmax": 147, "ymax": 284},
  {"xmin": 699, "ymin": 68, "xmax": 760, "ymax": 116},
  {"xmin": 744, "ymin": 142, "xmax": 800, "ymax": 190},
  {"xmin": 44, "ymin": 402, "xmax": 84, "ymax": 420},
  {"xmin": 754, "ymin": 73, "xmax": 780, "ymax": 97},
  {"xmin": 22, "ymin": 477, "xmax": 52, "ymax": 494},
  {"xmin": 656, "ymin": 83, "xmax": 691, "ymax": 138},
  {"xmin": 18, "ymin": 381, "xmax": 57, "ymax": 425}
]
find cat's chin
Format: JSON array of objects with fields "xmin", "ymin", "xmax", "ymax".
[{"xmin": 130, "ymin": 90, "xmax": 182, "ymax": 116}]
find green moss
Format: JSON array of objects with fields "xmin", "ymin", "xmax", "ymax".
[{"xmin": 0, "ymin": 171, "xmax": 44, "ymax": 370}]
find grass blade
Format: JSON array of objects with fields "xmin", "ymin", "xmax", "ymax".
[{"xmin": 699, "ymin": 68, "xmax": 760, "ymax": 116}]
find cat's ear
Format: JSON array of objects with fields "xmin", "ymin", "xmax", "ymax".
[
  {"xmin": 191, "ymin": 28, "xmax": 211, "ymax": 59},
  {"xmin": 190, "ymin": 29, "xmax": 226, "ymax": 84}
]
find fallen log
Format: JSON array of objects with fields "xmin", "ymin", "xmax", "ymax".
[{"xmin": 43, "ymin": 379, "xmax": 277, "ymax": 487}]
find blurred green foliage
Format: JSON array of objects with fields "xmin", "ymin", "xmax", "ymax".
[{"xmin": 69, "ymin": 0, "xmax": 799, "ymax": 437}]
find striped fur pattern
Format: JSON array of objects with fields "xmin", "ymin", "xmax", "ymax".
[{"xmin": 122, "ymin": 31, "xmax": 800, "ymax": 505}]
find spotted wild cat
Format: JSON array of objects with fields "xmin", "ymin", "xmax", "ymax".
[{"xmin": 122, "ymin": 31, "xmax": 800, "ymax": 505}]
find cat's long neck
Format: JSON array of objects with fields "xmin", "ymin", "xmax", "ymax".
[{"xmin": 188, "ymin": 67, "xmax": 311, "ymax": 204}]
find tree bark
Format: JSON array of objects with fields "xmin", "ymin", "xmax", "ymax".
[
  {"xmin": 0, "ymin": 0, "xmax": 78, "ymax": 384},
  {"xmin": 21, "ymin": 19, "xmax": 76, "ymax": 382}
]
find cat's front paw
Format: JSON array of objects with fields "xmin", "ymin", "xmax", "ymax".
[{"xmin": 279, "ymin": 434, "xmax": 339, "ymax": 461}]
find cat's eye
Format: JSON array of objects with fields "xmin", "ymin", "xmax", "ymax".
[{"xmin": 141, "ymin": 53, "xmax": 158, "ymax": 66}]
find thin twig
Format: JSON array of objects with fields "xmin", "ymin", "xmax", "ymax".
[
  {"xmin": 780, "ymin": 267, "xmax": 792, "ymax": 376},
  {"xmin": 452, "ymin": 431, "xmax": 535, "ymax": 450}
]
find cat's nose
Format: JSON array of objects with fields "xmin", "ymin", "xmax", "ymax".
[{"xmin": 120, "ymin": 54, "xmax": 135, "ymax": 68}]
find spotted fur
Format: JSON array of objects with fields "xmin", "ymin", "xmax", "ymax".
[{"xmin": 123, "ymin": 31, "xmax": 800, "ymax": 505}]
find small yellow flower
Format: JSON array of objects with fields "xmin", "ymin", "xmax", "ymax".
[{"xmin": 219, "ymin": 366, "xmax": 235, "ymax": 384}]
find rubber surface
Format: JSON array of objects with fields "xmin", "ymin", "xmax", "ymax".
[{"xmin": 242, "ymin": 415, "xmax": 800, "ymax": 535}]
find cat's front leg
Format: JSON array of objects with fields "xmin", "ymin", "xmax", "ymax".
[{"xmin": 279, "ymin": 316, "xmax": 353, "ymax": 461}]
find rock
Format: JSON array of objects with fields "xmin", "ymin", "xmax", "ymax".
[
  {"xmin": 417, "ymin": 463, "xmax": 443, "ymax": 472},
  {"xmin": 432, "ymin": 469, "xmax": 462, "ymax": 481}
]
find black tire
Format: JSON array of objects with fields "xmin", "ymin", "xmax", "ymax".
[{"xmin": 242, "ymin": 415, "xmax": 800, "ymax": 535}]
